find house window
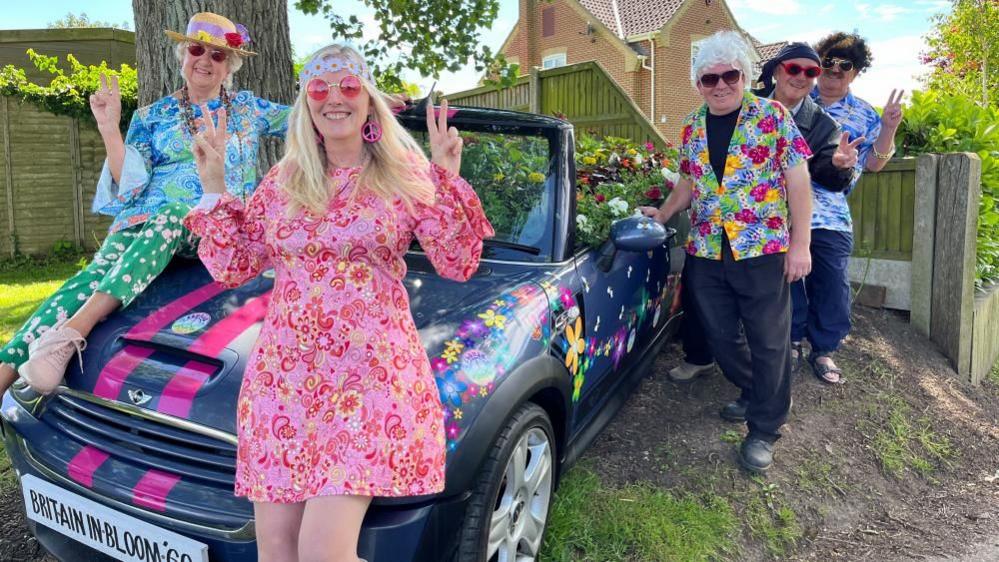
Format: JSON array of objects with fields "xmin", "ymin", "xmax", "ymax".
[
  {"xmin": 542, "ymin": 7, "xmax": 555, "ymax": 37},
  {"xmin": 542, "ymin": 53, "xmax": 566, "ymax": 69}
]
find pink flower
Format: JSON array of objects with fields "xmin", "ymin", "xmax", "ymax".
[
  {"xmin": 751, "ymin": 185, "xmax": 768, "ymax": 202},
  {"xmin": 645, "ymin": 142, "xmax": 655, "ymax": 151},
  {"xmin": 743, "ymin": 145, "xmax": 770, "ymax": 165},
  {"xmin": 594, "ymin": 193, "xmax": 606, "ymax": 203},
  {"xmin": 757, "ymin": 116, "xmax": 777, "ymax": 134},
  {"xmin": 766, "ymin": 216, "xmax": 784, "ymax": 229},
  {"xmin": 645, "ymin": 187, "xmax": 663, "ymax": 200},
  {"xmin": 763, "ymin": 240, "xmax": 783, "ymax": 254},
  {"xmin": 698, "ymin": 222, "xmax": 712, "ymax": 235},
  {"xmin": 735, "ymin": 209, "xmax": 757, "ymax": 223}
]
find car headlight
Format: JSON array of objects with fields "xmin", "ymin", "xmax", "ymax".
[{"xmin": 9, "ymin": 378, "xmax": 43, "ymax": 413}]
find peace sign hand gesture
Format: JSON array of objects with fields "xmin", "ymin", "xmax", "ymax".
[
  {"xmin": 832, "ymin": 132, "xmax": 866, "ymax": 170},
  {"xmin": 89, "ymin": 73, "xmax": 121, "ymax": 133},
  {"xmin": 881, "ymin": 89, "xmax": 904, "ymax": 131},
  {"xmin": 427, "ymin": 98, "xmax": 462, "ymax": 176},
  {"xmin": 192, "ymin": 105, "xmax": 228, "ymax": 195}
]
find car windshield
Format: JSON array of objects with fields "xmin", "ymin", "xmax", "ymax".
[{"xmin": 410, "ymin": 127, "xmax": 557, "ymax": 262}]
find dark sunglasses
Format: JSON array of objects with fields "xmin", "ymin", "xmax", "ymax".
[
  {"xmin": 780, "ymin": 62, "xmax": 822, "ymax": 78},
  {"xmin": 306, "ymin": 75, "xmax": 363, "ymax": 101},
  {"xmin": 821, "ymin": 57, "xmax": 854, "ymax": 72},
  {"xmin": 187, "ymin": 44, "xmax": 227, "ymax": 63},
  {"xmin": 698, "ymin": 69, "xmax": 742, "ymax": 88}
]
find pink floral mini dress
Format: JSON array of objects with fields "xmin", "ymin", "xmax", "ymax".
[{"xmin": 184, "ymin": 163, "xmax": 494, "ymax": 503}]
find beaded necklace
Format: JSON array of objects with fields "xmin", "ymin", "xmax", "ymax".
[{"xmin": 179, "ymin": 84, "xmax": 247, "ymax": 202}]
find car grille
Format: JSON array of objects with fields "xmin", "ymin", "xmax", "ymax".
[{"xmin": 42, "ymin": 394, "xmax": 237, "ymax": 486}]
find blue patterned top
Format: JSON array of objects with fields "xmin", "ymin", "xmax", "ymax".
[
  {"xmin": 809, "ymin": 88, "xmax": 881, "ymax": 232},
  {"xmin": 94, "ymin": 90, "xmax": 290, "ymax": 233}
]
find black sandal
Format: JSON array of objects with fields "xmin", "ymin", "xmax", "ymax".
[
  {"xmin": 791, "ymin": 341, "xmax": 804, "ymax": 372},
  {"xmin": 808, "ymin": 352, "xmax": 844, "ymax": 385}
]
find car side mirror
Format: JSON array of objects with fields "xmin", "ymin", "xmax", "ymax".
[
  {"xmin": 611, "ymin": 216, "xmax": 671, "ymax": 251},
  {"xmin": 596, "ymin": 217, "xmax": 676, "ymax": 271}
]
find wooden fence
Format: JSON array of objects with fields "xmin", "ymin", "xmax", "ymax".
[
  {"xmin": 448, "ymin": 61, "xmax": 669, "ymax": 148},
  {"xmin": 848, "ymin": 158, "xmax": 916, "ymax": 261},
  {"xmin": 0, "ymin": 97, "xmax": 111, "ymax": 256},
  {"xmin": 0, "ymin": 28, "xmax": 135, "ymax": 85},
  {"xmin": 914, "ymin": 153, "xmax": 999, "ymax": 385}
]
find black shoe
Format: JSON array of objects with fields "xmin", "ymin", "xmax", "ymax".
[
  {"xmin": 739, "ymin": 437, "xmax": 774, "ymax": 473},
  {"xmin": 719, "ymin": 399, "xmax": 748, "ymax": 422}
]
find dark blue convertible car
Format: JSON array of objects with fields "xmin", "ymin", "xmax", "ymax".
[{"xmin": 2, "ymin": 105, "xmax": 682, "ymax": 562}]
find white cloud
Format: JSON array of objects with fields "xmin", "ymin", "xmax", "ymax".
[
  {"xmin": 873, "ymin": 4, "xmax": 909, "ymax": 22},
  {"xmin": 914, "ymin": 0, "xmax": 951, "ymax": 12},
  {"xmin": 819, "ymin": 4, "xmax": 834, "ymax": 15},
  {"xmin": 849, "ymin": 35, "xmax": 928, "ymax": 106},
  {"xmin": 728, "ymin": 0, "xmax": 803, "ymax": 16}
]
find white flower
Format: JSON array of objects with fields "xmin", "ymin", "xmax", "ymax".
[
  {"xmin": 634, "ymin": 154, "xmax": 644, "ymax": 166},
  {"xmin": 576, "ymin": 214, "xmax": 593, "ymax": 234},
  {"xmin": 661, "ymin": 167, "xmax": 679, "ymax": 184},
  {"xmin": 607, "ymin": 197, "xmax": 629, "ymax": 217}
]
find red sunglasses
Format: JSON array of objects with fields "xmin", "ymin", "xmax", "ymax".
[
  {"xmin": 306, "ymin": 76, "xmax": 363, "ymax": 101},
  {"xmin": 187, "ymin": 44, "xmax": 227, "ymax": 63},
  {"xmin": 780, "ymin": 62, "xmax": 822, "ymax": 78},
  {"xmin": 698, "ymin": 69, "xmax": 742, "ymax": 88}
]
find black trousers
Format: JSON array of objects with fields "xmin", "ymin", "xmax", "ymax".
[
  {"xmin": 680, "ymin": 257, "xmax": 714, "ymax": 366},
  {"xmin": 684, "ymin": 241, "xmax": 792, "ymax": 442}
]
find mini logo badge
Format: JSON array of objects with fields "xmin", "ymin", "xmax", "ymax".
[
  {"xmin": 127, "ymin": 389, "xmax": 152, "ymax": 406},
  {"xmin": 171, "ymin": 312, "xmax": 211, "ymax": 335}
]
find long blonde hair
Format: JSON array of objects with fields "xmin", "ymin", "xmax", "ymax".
[{"xmin": 278, "ymin": 44, "xmax": 435, "ymax": 215}]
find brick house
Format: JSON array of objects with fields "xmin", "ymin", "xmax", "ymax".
[{"xmin": 500, "ymin": 0, "xmax": 786, "ymax": 141}]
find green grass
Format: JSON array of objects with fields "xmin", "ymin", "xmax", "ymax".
[
  {"xmin": 863, "ymin": 395, "xmax": 954, "ymax": 479},
  {"xmin": 0, "ymin": 254, "xmax": 82, "ymax": 491},
  {"xmin": 541, "ymin": 466, "xmax": 739, "ymax": 561},
  {"xmin": 0, "ymin": 256, "xmax": 85, "ymax": 343},
  {"xmin": 742, "ymin": 480, "xmax": 802, "ymax": 558}
]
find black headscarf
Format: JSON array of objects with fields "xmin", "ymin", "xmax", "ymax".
[{"xmin": 757, "ymin": 42, "xmax": 822, "ymax": 95}]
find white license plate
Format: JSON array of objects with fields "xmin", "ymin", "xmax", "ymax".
[{"xmin": 21, "ymin": 474, "xmax": 209, "ymax": 562}]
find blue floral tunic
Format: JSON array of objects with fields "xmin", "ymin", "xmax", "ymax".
[
  {"xmin": 809, "ymin": 88, "xmax": 882, "ymax": 233},
  {"xmin": 94, "ymin": 90, "xmax": 290, "ymax": 233}
]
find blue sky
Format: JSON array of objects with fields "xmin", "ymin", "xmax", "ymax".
[{"xmin": 6, "ymin": 0, "xmax": 948, "ymax": 105}]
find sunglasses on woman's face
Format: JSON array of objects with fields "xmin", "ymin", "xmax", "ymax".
[
  {"xmin": 821, "ymin": 57, "xmax": 854, "ymax": 72},
  {"xmin": 187, "ymin": 44, "xmax": 227, "ymax": 63},
  {"xmin": 780, "ymin": 62, "xmax": 822, "ymax": 78},
  {"xmin": 306, "ymin": 75, "xmax": 363, "ymax": 101},
  {"xmin": 698, "ymin": 69, "xmax": 742, "ymax": 88}
]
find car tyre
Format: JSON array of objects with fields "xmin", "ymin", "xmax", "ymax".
[{"xmin": 456, "ymin": 402, "xmax": 556, "ymax": 562}]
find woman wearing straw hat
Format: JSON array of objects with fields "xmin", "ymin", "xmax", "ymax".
[
  {"xmin": 0, "ymin": 12, "xmax": 290, "ymax": 396},
  {"xmin": 186, "ymin": 43, "xmax": 493, "ymax": 561}
]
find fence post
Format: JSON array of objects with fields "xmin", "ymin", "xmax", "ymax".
[
  {"xmin": 1, "ymin": 97, "xmax": 14, "ymax": 258},
  {"xmin": 929, "ymin": 153, "xmax": 981, "ymax": 377},
  {"xmin": 529, "ymin": 66, "xmax": 541, "ymax": 114},
  {"xmin": 911, "ymin": 154, "xmax": 939, "ymax": 337},
  {"xmin": 68, "ymin": 116, "xmax": 84, "ymax": 248}
]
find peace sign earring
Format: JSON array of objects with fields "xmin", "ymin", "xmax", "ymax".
[{"xmin": 361, "ymin": 117, "xmax": 382, "ymax": 143}]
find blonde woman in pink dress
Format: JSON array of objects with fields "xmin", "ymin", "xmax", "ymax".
[{"xmin": 184, "ymin": 44, "xmax": 493, "ymax": 562}]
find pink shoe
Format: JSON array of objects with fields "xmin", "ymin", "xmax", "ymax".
[{"xmin": 19, "ymin": 326, "xmax": 87, "ymax": 395}]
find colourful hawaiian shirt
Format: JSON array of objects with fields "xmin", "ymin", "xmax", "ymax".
[
  {"xmin": 679, "ymin": 91, "xmax": 812, "ymax": 260},
  {"xmin": 810, "ymin": 88, "xmax": 882, "ymax": 233},
  {"xmin": 94, "ymin": 91, "xmax": 290, "ymax": 233}
]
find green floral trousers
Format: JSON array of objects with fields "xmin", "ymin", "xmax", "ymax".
[{"xmin": 0, "ymin": 202, "xmax": 197, "ymax": 369}]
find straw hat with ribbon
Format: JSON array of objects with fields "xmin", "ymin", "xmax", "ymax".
[{"xmin": 164, "ymin": 12, "xmax": 256, "ymax": 57}]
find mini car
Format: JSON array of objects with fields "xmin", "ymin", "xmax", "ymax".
[{"xmin": 2, "ymin": 105, "xmax": 682, "ymax": 562}]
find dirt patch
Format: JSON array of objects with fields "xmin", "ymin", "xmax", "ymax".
[
  {"xmin": 1, "ymin": 306, "xmax": 998, "ymax": 561},
  {"xmin": 585, "ymin": 306, "xmax": 999, "ymax": 560}
]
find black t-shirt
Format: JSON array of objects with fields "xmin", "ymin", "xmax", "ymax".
[{"xmin": 706, "ymin": 107, "xmax": 741, "ymax": 185}]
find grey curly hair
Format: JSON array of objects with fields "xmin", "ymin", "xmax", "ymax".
[
  {"xmin": 690, "ymin": 30, "xmax": 754, "ymax": 89},
  {"xmin": 173, "ymin": 42, "xmax": 244, "ymax": 91}
]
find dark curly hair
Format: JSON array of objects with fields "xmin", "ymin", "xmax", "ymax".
[{"xmin": 814, "ymin": 32, "xmax": 873, "ymax": 73}]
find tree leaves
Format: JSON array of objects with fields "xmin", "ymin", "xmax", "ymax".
[{"xmin": 293, "ymin": 0, "xmax": 518, "ymax": 90}]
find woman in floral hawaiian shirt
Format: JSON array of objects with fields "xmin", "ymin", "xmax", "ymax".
[
  {"xmin": 186, "ymin": 44, "xmax": 493, "ymax": 561},
  {"xmin": 643, "ymin": 30, "xmax": 813, "ymax": 473},
  {"xmin": 0, "ymin": 12, "xmax": 289, "ymax": 396}
]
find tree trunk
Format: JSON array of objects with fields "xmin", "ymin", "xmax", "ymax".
[{"xmin": 131, "ymin": 0, "xmax": 295, "ymax": 173}]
